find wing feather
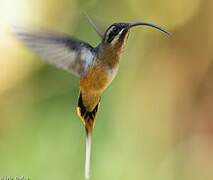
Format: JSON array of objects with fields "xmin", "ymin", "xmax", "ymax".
[{"xmin": 11, "ymin": 26, "xmax": 95, "ymax": 77}]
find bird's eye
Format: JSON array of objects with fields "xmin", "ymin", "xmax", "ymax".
[{"xmin": 112, "ymin": 27, "xmax": 119, "ymax": 34}]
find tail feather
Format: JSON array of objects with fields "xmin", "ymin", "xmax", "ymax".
[
  {"xmin": 85, "ymin": 129, "xmax": 92, "ymax": 179},
  {"xmin": 77, "ymin": 92, "xmax": 100, "ymax": 133},
  {"xmin": 77, "ymin": 92, "xmax": 100, "ymax": 179}
]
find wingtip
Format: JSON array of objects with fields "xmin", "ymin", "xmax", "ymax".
[
  {"xmin": 9, "ymin": 25, "xmax": 24, "ymax": 40},
  {"xmin": 10, "ymin": 24, "xmax": 25, "ymax": 33},
  {"xmin": 9, "ymin": 24, "xmax": 20, "ymax": 36},
  {"xmin": 9, "ymin": 24, "xmax": 29, "ymax": 38}
]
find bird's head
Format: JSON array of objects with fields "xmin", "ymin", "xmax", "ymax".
[{"xmin": 102, "ymin": 22, "xmax": 170, "ymax": 49}]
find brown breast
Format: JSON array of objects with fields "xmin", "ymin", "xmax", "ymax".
[
  {"xmin": 79, "ymin": 60, "xmax": 113, "ymax": 111},
  {"xmin": 80, "ymin": 60, "xmax": 114, "ymax": 93}
]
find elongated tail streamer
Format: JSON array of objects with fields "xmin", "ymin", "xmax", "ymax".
[{"xmin": 85, "ymin": 129, "xmax": 92, "ymax": 179}]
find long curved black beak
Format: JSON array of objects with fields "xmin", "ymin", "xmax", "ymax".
[{"xmin": 127, "ymin": 22, "xmax": 170, "ymax": 35}]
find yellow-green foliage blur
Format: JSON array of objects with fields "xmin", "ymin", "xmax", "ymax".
[{"xmin": 0, "ymin": 0, "xmax": 213, "ymax": 179}]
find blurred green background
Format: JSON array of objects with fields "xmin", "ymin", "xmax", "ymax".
[{"xmin": 1, "ymin": 0, "xmax": 213, "ymax": 179}]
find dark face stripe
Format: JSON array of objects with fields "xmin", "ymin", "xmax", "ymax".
[
  {"xmin": 107, "ymin": 26, "xmax": 121, "ymax": 43},
  {"xmin": 104, "ymin": 23, "xmax": 129, "ymax": 44}
]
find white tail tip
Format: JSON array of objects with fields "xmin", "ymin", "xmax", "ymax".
[{"xmin": 85, "ymin": 131, "xmax": 92, "ymax": 179}]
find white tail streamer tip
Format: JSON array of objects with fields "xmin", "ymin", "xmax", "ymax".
[{"xmin": 85, "ymin": 132, "xmax": 92, "ymax": 179}]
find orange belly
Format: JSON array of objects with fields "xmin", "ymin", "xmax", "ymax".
[{"xmin": 79, "ymin": 60, "xmax": 117, "ymax": 111}]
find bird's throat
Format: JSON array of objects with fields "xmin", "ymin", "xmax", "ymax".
[{"xmin": 98, "ymin": 43, "xmax": 123, "ymax": 68}]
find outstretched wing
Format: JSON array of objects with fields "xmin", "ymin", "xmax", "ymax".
[{"xmin": 11, "ymin": 26, "xmax": 95, "ymax": 77}]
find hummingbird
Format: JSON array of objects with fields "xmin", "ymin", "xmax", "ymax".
[{"xmin": 12, "ymin": 18, "xmax": 169, "ymax": 179}]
